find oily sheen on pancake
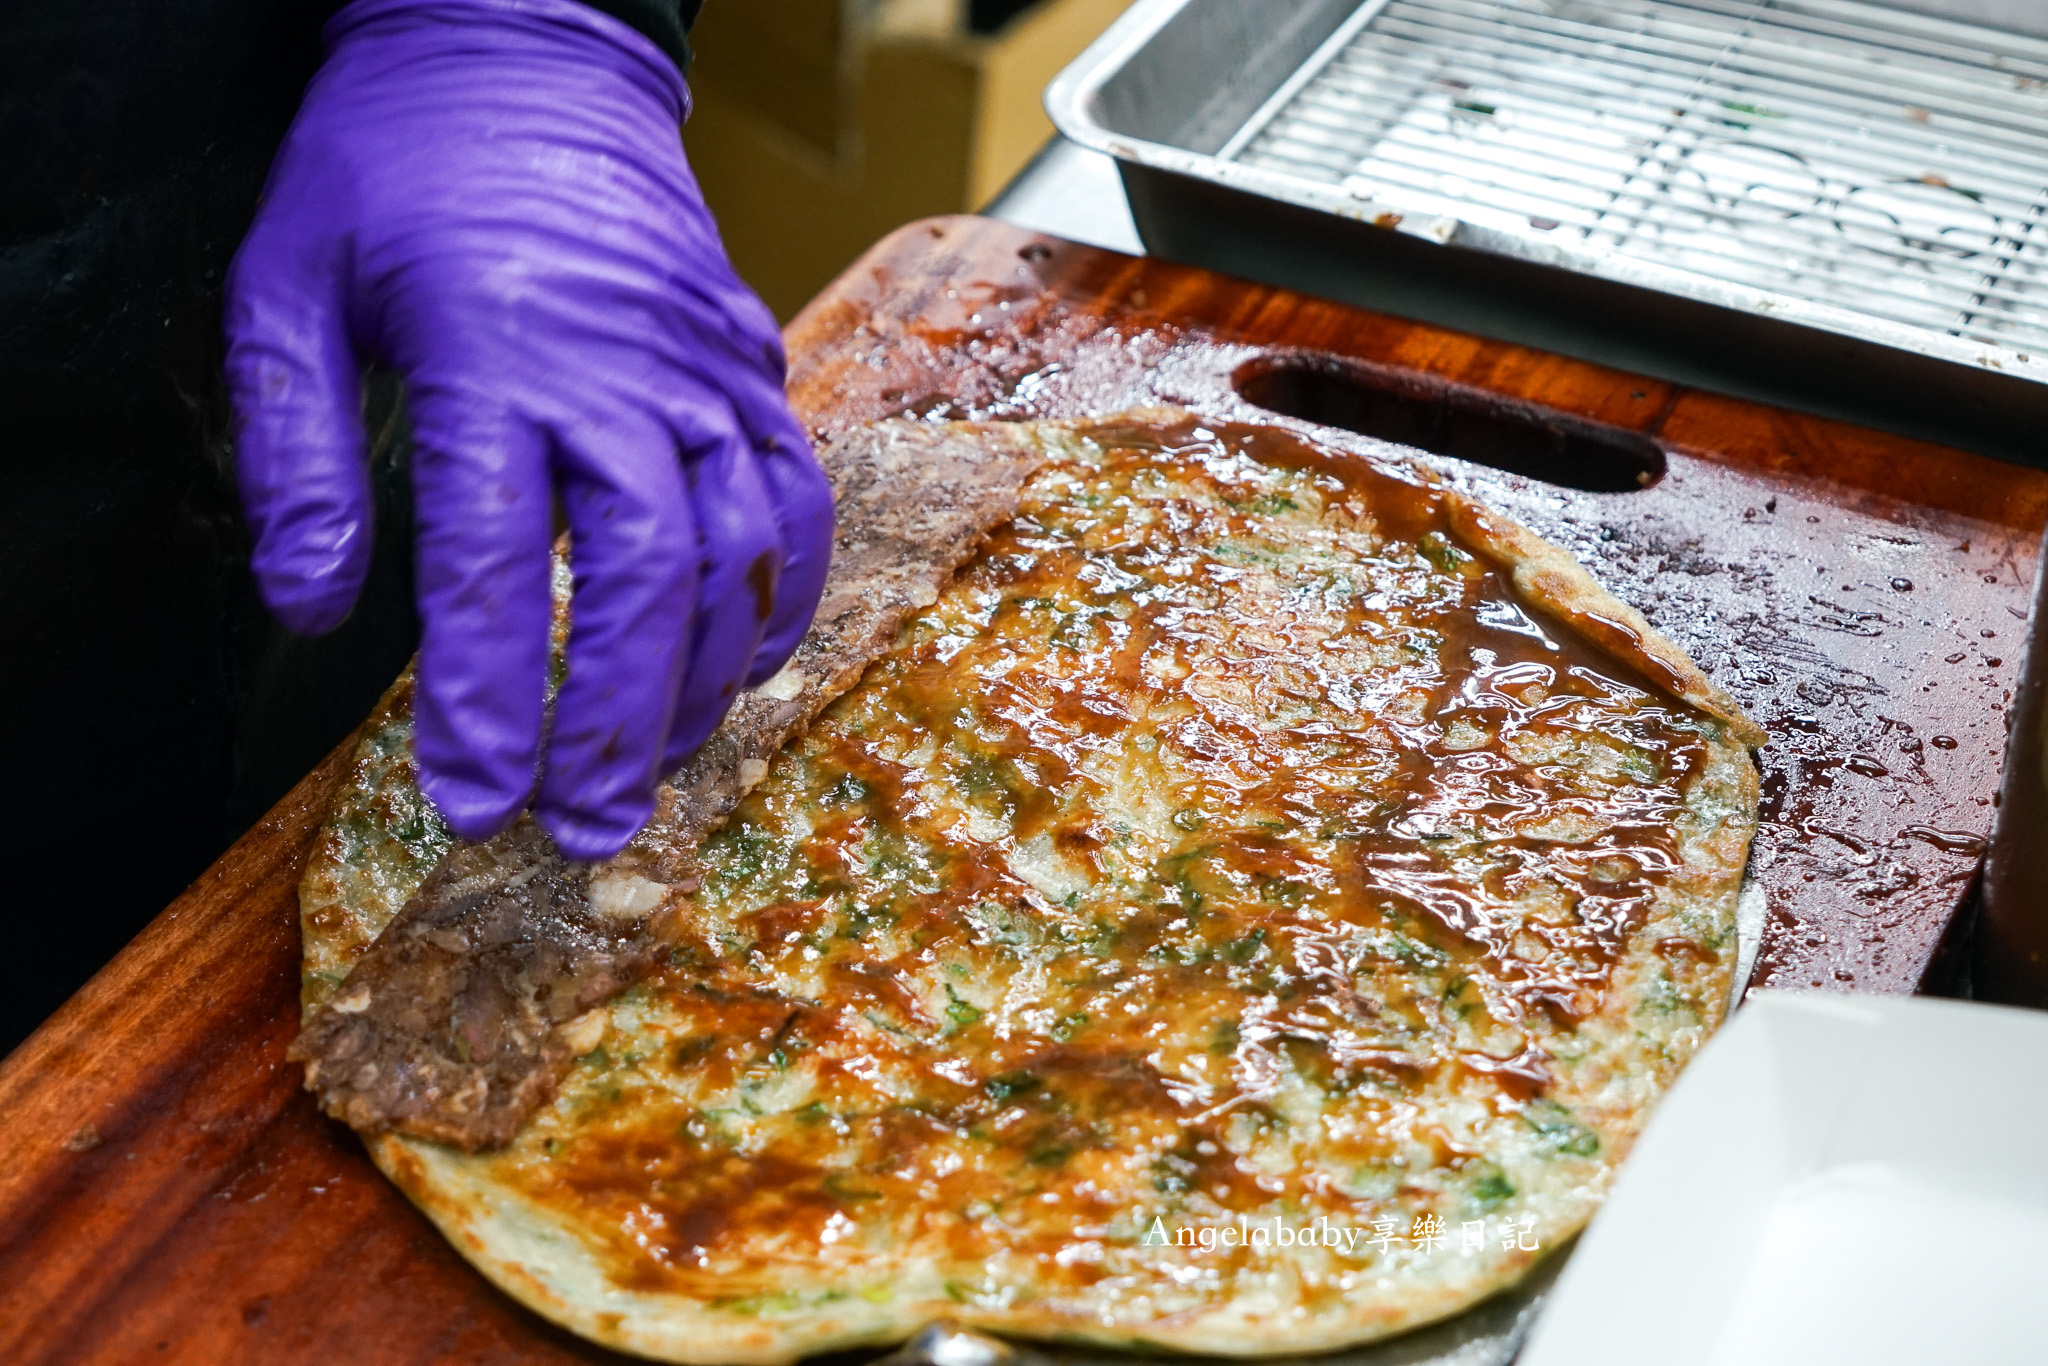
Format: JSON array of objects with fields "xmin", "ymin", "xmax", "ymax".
[{"xmin": 298, "ymin": 413, "xmax": 1761, "ymax": 1363}]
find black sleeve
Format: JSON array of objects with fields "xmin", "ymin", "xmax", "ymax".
[{"xmin": 576, "ymin": 0, "xmax": 702, "ymax": 72}]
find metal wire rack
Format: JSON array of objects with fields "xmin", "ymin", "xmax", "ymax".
[{"xmin": 1223, "ymin": 0, "xmax": 2048, "ymax": 352}]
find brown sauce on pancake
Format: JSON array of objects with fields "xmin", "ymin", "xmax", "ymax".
[{"xmin": 491, "ymin": 418, "xmax": 1732, "ymax": 1304}]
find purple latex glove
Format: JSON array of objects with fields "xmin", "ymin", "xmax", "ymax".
[{"xmin": 224, "ymin": 0, "xmax": 833, "ymax": 859}]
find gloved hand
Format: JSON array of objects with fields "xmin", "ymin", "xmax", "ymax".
[{"xmin": 224, "ymin": 0, "xmax": 833, "ymax": 860}]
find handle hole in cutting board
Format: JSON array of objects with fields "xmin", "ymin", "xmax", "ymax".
[{"xmin": 1233, "ymin": 353, "xmax": 1666, "ymax": 493}]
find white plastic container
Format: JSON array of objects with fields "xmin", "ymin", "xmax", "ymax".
[{"xmin": 1521, "ymin": 990, "xmax": 2048, "ymax": 1366}]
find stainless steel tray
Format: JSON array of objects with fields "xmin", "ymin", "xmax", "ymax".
[{"xmin": 1047, "ymin": 0, "xmax": 2048, "ymax": 459}]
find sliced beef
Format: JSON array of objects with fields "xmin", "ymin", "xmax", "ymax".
[{"xmin": 291, "ymin": 419, "xmax": 1055, "ymax": 1150}]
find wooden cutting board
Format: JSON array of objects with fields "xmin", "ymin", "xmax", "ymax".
[{"xmin": 2, "ymin": 216, "xmax": 2037, "ymax": 1364}]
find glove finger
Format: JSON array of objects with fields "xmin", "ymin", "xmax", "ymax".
[
  {"xmin": 743, "ymin": 412, "xmax": 834, "ymax": 686},
  {"xmin": 665, "ymin": 317, "xmax": 833, "ymax": 686},
  {"xmin": 660, "ymin": 403, "xmax": 783, "ymax": 772},
  {"xmin": 223, "ymin": 229, "xmax": 371, "ymax": 635},
  {"xmin": 408, "ymin": 393, "xmax": 557, "ymax": 843},
  {"xmin": 536, "ymin": 409, "xmax": 699, "ymax": 860}
]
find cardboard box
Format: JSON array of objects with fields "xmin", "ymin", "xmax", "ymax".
[{"xmin": 685, "ymin": 0, "xmax": 1133, "ymax": 318}]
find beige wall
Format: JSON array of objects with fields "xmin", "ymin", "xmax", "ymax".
[{"xmin": 685, "ymin": 0, "xmax": 1133, "ymax": 320}]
